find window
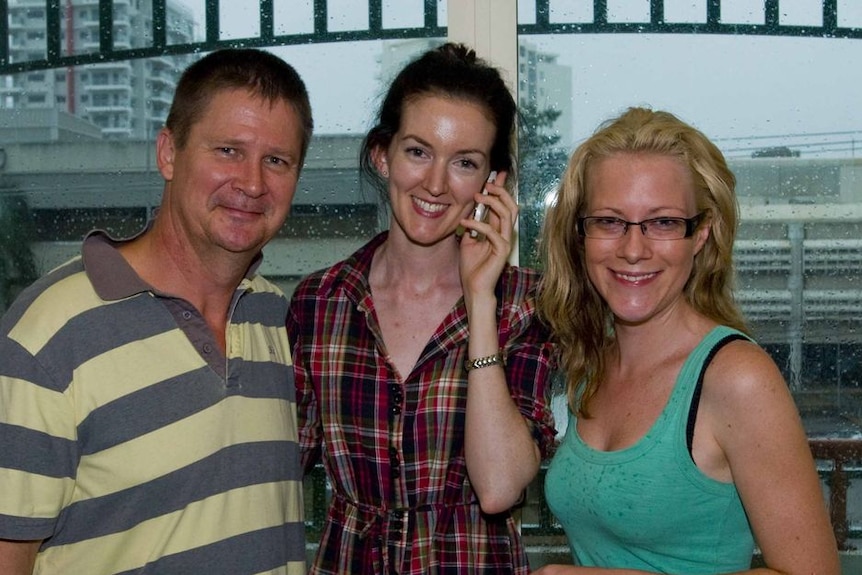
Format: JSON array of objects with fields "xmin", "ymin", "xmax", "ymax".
[
  {"xmin": 512, "ymin": 1, "xmax": 862, "ymax": 559},
  {"xmin": 514, "ymin": 9, "xmax": 862, "ymax": 452},
  {"xmin": 1, "ymin": 0, "xmax": 860, "ymax": 566}
]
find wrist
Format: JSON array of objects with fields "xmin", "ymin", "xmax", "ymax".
[{"xmin": 464, "ymin": 291, "xmax": 497, "ymax": 316}]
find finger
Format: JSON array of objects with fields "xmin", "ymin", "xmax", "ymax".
[
  {"xmin": 493, "ymin": 169, "xmax": 508, "ymax": 187},
  {"xmin": 479, "ymin": 192, "xmax": 516, "ymax": 236},
  {"xmin": 484, "ymin": 171, "xmax": 506, "ymax": 194}
]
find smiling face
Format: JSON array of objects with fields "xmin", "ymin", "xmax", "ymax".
[
  {"xmin": 583, "ymin": 152, "xmax": 709, "ymax": 328},
  {"xmin": 374, "ymin": 94, "xmax": 497, "ymax": 247},
  {"xmin": 157, "ymin": 87, "xmax": 304, "ymax": 261}
]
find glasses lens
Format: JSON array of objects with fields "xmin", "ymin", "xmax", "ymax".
[
  {"xmin": 585, "ymin": 217, "xmax": 624, "ymax": 238},
  {"xmin": 643, "ymin": 218, "xmax": 687, "ymax": 239}
]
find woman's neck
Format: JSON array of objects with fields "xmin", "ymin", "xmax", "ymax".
[
  {"xmin": 611, "ymin": 305, "xmax": 713, "ymax": 370},
  {"xmin": 370, "ymin": 231, "xmax": 462, "ymax": 293}
]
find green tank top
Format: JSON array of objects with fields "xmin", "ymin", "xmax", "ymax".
[{"xmin": 544, "ymin": 326, "xmax": 755, "ymax": 573}]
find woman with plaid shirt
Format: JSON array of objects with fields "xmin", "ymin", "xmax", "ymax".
[{"xmin": 287, "ymin": 43, "xmax": 556, "ymax": 574}]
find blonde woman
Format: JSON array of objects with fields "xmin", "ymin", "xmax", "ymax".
[{"xmin": 535, "ymin": 107, "xmax": 838, "ymax": 575}]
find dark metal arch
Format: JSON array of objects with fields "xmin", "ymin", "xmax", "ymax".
[
  {"xmin": 0, "ymin": 0, "xmax": 859, "ymax": 75},
  {"xmin": 525, "ymin": 0, "xmax": 859, "ymax": 39},
  {"xmin": 0, "ymin": 0, "xmax": 445, "ymax": 75}
]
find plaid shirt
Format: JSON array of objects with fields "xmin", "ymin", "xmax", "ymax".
[{"xmin": 288, "ymin": 232, "xmax": 556, "ymax": 575}]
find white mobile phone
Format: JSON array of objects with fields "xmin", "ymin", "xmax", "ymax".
[{"xmin": 470, "ymin": 171, "xmax": 497, "ymax": 239}]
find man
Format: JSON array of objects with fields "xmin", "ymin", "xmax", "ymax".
[{"xmin": 0, "ymin": 48, "xmax": 313, "ymax": 574}]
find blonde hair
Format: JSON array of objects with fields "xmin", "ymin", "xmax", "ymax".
[{"xmin": 537, "ymin": 107, "xmax": 749, "ymax": 416}]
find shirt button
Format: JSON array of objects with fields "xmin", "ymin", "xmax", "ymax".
[
  {"xmin": 389, "ymin": 447, "xmax": 400, "ymax": 475},
  {"xmin": 182, "ymin": 311, "xmax": 192, "ymax": 320},
  {"xmin": 202, "ymin": 343, "xmax": 212, "ymax": 354}
]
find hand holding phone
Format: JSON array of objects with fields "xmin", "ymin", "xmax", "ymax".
[{"xmin": 470, "ymin": 171, "xmax": 497, "ymax": 239}]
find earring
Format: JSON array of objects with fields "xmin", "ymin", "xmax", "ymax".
[{"xmin": 381, "ymin": 169, "xmax": 389, "ymax": 177}]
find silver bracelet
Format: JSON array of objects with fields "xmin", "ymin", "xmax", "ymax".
[{"xmin": 464, "ymin": 349, "xmax": 505, "ymax": 372}]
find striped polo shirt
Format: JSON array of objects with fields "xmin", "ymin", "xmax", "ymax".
[{"xmin": 0, "ymin": 231, "xmax": 305, "ymax": 574}]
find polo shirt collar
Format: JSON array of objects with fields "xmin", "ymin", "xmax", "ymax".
[{"xmin": 82, "ymin": 228, "xmax": 263, "ymax": 301}]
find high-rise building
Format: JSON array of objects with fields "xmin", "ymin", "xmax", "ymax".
[
  {"xmin": 517, "ymin": 40, "xmax": 572, "ymax": 145},
  {"xmin": 2, "ymin": 0, "xmax": 197, "ymax": 140}
]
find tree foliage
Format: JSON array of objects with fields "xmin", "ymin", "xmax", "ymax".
[
  {"xmin": 517, "ymin": 103, "xmax": 570, "ymax": 268},
  {"xmin": 0, "ymin": 195, "xmax": 39, "ymax": 311}
]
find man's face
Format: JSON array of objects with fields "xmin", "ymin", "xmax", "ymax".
[{"xmin": 157, "ymin": 88, "xmax": 304, "ymax": 260}]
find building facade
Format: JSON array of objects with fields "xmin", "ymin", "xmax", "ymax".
[{"xmin": 2, "ymin": 0, "xmax": 196, "ymax": 139}]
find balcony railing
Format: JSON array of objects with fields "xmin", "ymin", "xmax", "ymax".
[
  {"xmin": 304, "ymin": 439, "xmax": 862, "ymax": 556},
  {"xmin": 811, "ymin": 439, "xmax": 862, "ymax": 550},
  {"xmin": 2, "ymin": 1, "xmax": 861, "ymax": 75}
]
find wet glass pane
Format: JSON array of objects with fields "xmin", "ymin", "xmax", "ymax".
[
  {"xmin": 328, "ymin": 0, "xmax": 370, "ymax": 32},
  {"xmin": 113, "ymin": 0, "xmax": 135, "ymax": 49},
  {"xmin": 2, "ymin": 0, "xmax": 859, "ymax": 567},
  {"xmin": 664, "ymin": 0, "xmax": 708, "ymax": 23},
  {"xmin": 219, "ymin": 0, "xmax": 261, "ymax": 40},
  {"xmin": 518, "ymin": 4, "xmax": 862, "ymax": 563},
  {"xmin": 59, "ymin": 1, "xmax": 100, "ymax": 58},
  {"xmin": 167, "ymin": 0, "xmax": 204, "ymax": 44},
  {"xmin": 263, "ymin": 37, "xmax": 445, "ymax": 295},
  {"xmin": 779, "ymin": 0, "xmax": 825, "ymax": 26},
  {"xmin": 0, "ymin": 194, "xmax": 40, "ymax": 310},
  {"xmin": 382, "ymin": 0, "xmax": 426, "ymax": 29},
  {"xmin": 838, "ymin": 0, "xmax": 862, "ymax": 27},
  {"xmin": 547, "ymin": 0, "xmax": 592, "ymax": 24},
  {"xmin": 274, "ymin": 0, "xmax": 316, "ymax": 35},
  {"xmin": 436, "ymin": 0, "xmax": 448, "ymax": 28},
  {"xmin": 7, "ymin": 3, "xmax": 49, "ymax": 62},
  {"xmin": 607, "ymin": 0, "xmax": 650, "ymax": 22},
  {"xmin": 721, "ymin": 0, "xmax": 767, "ymax": 24}
]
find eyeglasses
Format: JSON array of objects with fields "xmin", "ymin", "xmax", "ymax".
[{"xmin": 577, "ymin": 212, "xmax": 706, "ymax": 240}]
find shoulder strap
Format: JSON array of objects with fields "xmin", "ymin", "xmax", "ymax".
[{"xmin": 686, "ymin": 333, "xmax": 749, "ymax": 458}]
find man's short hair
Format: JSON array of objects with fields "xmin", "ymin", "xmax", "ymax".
[{"xmin": 165, "ymin": 48, "xmax": 313, "ymax": 164}]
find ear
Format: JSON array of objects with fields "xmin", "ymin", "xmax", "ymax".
[
  {"xmin": 155, "ymin": 128, "xmax": 176, "ymax": 181},
  {"xmin": 692, "ymin": 217, "xmax": 710, "ymax": 256},
  {"xmin": 370, "ymin": 145, "xmax": 389, "ymax": 178}
]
